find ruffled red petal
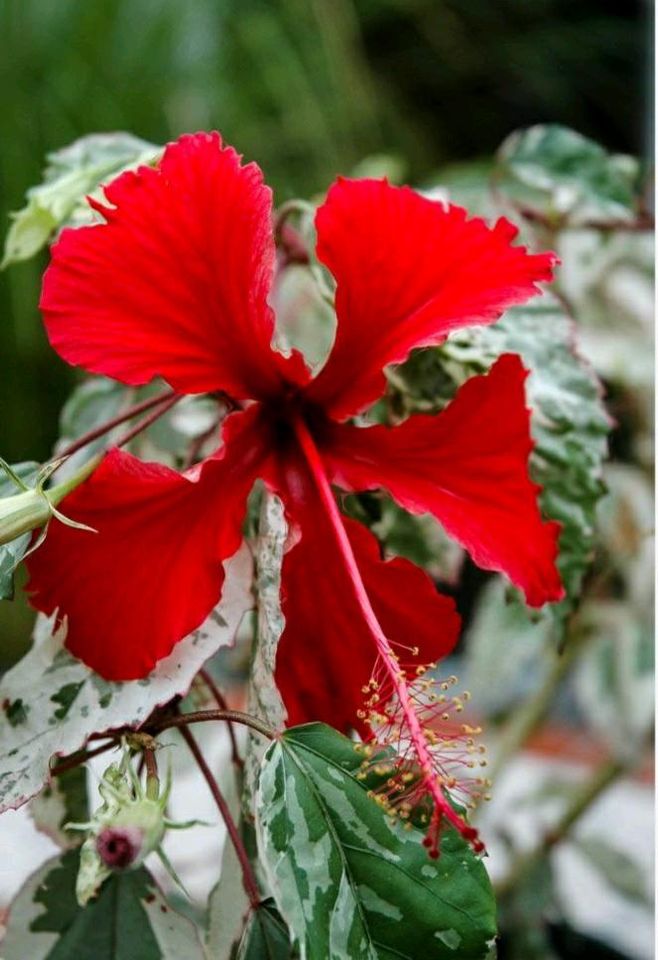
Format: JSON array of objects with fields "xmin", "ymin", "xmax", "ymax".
[
  {"xmin": 41, "ymin": 132, "xmax": 291, "ymax": 400},
  {"xmin": 25, "ymin": 407, "xmax": 268, "ymax": 679},
  {"xmin": 275, "ymin": 465, "xmax": 460, "ymax": 732},
  {"xmin": 308, "ymin": 177, "xmax": 556, "ymax": 419},
  {"xmin": 322, "ymin": 354, "xmax": 564, "ymax": 607}
]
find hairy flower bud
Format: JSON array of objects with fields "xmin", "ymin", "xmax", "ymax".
[{"xmin": 68, "ymin": 745, "xmax": 170, "ymax": 905}]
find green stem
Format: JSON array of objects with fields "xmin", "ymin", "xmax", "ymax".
[{"xmin": 495, "ymin": 757, "xmax": 626, "ymax": 898}]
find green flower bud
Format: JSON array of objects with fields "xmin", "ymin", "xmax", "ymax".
[
  {"xmin": 0, "ymin": 487, "xmax": 52, "ymax": 543},
  {"xmin": 0, "ymin": 455, "xmax": 100, "ymax": 547}
]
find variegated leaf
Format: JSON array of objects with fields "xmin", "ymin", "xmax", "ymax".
[
  {"xmin": 256, "ymin": 723, "xmax": 496, "ymax": 960},
  {"xmin": 0, "ymin": 546, "xmax": 252, "ymax": 813}
]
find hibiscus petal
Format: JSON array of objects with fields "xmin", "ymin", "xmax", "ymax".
[
  {"xmin": 322, "ymin": 354, "xmax": 564, "ymax": 607},
  {"xmin": 41, "ymin": 132, "xmax": 290, "ymax": 400},
  {"xmin": 25, "ymin": 407, "xmax": 267, "ymax": 679},
  {"xmin": 308, "ymin": 177, "xmax": 556, "ymax": 419},
  {"xmin": 275, "ymin": 471, "xmax": 460, "ymax": 732}
]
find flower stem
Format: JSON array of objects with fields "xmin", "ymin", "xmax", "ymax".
[
  {"xmin": 153, "ymin": 708, "xmax": 275, "ymax": 741},
  {"xmin": 292, "ymin": 415, "xmax": 473, "ymax": 847},
  {"xmin": 114, "ymin": 394, "xmax": 181, "ymax": 448},
  {"xmin": 198, "ymin": 668, "xmax": 244, "ymax": 769},
  {"xmin": 50, "ymin": 739, "xmax": 118, "ymax": 777},
  {"xmin": 179, "ymin": 723, "xmax": 261, "ymax": 909},
  {"xmin": 55, "ymin": 388, "xmax": 177, "ymax": 461},
  {"xmin": 143, "ymin": 745, "xmax": 160, "ymax": 800}
]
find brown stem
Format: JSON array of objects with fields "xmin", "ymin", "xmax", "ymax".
[
  {"xmin": 198, "ymin": 669, "xmax": 243, "ymax": 769},
  {"xmin": 515, "ymin": 203, "xmax": 654, "ymax": 233},
  {"xmin": 50, "ymin": 739, "xmax": 117, "ymax": 777},
  {"xmin": 182, "ymin": 421, "xmax": 220, "ymax": 469},
  {"xmin": 179, "ymin": 724, "xmax": 261, "ymax": 908},
  {"xmin": 153, "ymin": 708, "xmax": 275, "ymax": 741},
  {"xmin": 114, "ymin": 394, "xmax": 181, "ymax": 448},
  {"xmin": 55, "ymin": 388, "xmax": 177, "ymax": 460},
  {"xmin": 143, "ymin": 745, "xmax": 160, "ymax": 800}
]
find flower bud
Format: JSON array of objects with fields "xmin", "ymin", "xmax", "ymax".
[
  {"xmin": 100, "ymin": 797, "xmax": 166, "ymax": 868},
  {"xmin": 0, "ymin": 487, "xmax": 51, "ymax": 545},
  {"xmin": 0, "ymin": 455, "xmax": 100, "ymax": 546},
  {"xmin": 96, "ymin": 825, "xmax": 144, "ymax": 869}
]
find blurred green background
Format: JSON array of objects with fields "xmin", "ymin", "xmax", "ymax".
[{"xmin": 0, "ymin": 0, "xmax": 649, "ymax": 463}]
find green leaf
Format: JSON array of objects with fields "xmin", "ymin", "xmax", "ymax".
[
  {"xmin": 439, "ymin": 295, "xmax": 610, "ymax": 621},
  {"xmin": 0, "ymin": 546, "xmax": 252, "ymax": 814},
  {"xmin": 256, "ymin": 723, "xmax": 496, "ymax": 960},
  {"xmin": 236, "ymin": 900, "xmax": 294, "ymax": 960},
  {"xmin": 0, "ymin": 461, "xmax": 40, "ymax": 599},
  {"xmin": 2, "ymin": 132, "xmax": 159, "ymax": 269},
  {"xmin": 495, "ymin": 125, "xmax": 642, "ymax": 225},
  {"xmin": 0, "ymin": 849, "xmax": 205, "ymax": 959}
]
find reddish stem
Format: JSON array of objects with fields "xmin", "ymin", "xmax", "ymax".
[
  {"xmin": 50, "ymin": 739, "xmax": 117, "ymax": 777},
  {"xmin": 152, "ymin": 708, "xmax": 274, "ymax": 740},
  {"xmin": 55, "ymin": 388, "xmax": 177, "ymax": 460},
  {"xmin": 292, "ymin": 415, "xmax": 470, "ymax": 842},
  {"xmin": 198, "ymin": 668, "xmax": 243, "ymax": 769},
  {"xmin": 179, "ymin": 724, "xmax": 261, "ymax": 909},
  {"xmin": 114, "ymin": 394, "xmax": 181, "ymax": 448}
]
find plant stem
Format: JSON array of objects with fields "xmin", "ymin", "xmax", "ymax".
[
  {"xmin": 114, "ymin": 394, "xmax": 181, "ymax": 448},
  {"xmin": 50, "ymin": 739, "xmax": 117, "ymax": 777},
  {"xmin": 153, "ymin": 708, "xmax": 275, "ymax": 741},
  {"xmin": 55, "ymin": 388, "xmax": 177, "ymax": 461},
  {"xmin": 198, "ymin": 668, "xmax": 243, "ymax": 769},
  {"xmin": 487, "ymin": 634, "xmax": 585, "ymax": 785},
  {"xmin": 143, "ymin": 746, "xmax": 160, "ymax": 800},
  {"xmin": 179, "ymin": 724, "xmax": 261, "ymax": 909},
  {"xmin": 495, "ymin": 757, "xmax": 626, "ymax": 898}
]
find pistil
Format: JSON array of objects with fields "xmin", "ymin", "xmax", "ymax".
[{"xmin": 292, "ymin": 414, "xmax": 483, "ymax": 855}]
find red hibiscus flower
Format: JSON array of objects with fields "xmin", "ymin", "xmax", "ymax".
[{"xmin": 26, "ymin": 132, "xmax": 562, "ymax": 848}]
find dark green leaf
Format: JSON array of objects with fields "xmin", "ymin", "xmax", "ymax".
[
  {"xmin": 257, "ymin": 722, "xmax": 496, "ymax": 960},
  {"xmin": 0, "ymin": 461, "xmax": 40, "ymax": 599},
  {"xmin": 236, "ymin": 900, "xmax": 294, "ymax": 960},
  {"xmin": 495, "ymin": 125, "xmax": 642, "ymax": 225},
  {"xmin": 1, "ymin": 848, "xmax": 205, "ymax": 959}
]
